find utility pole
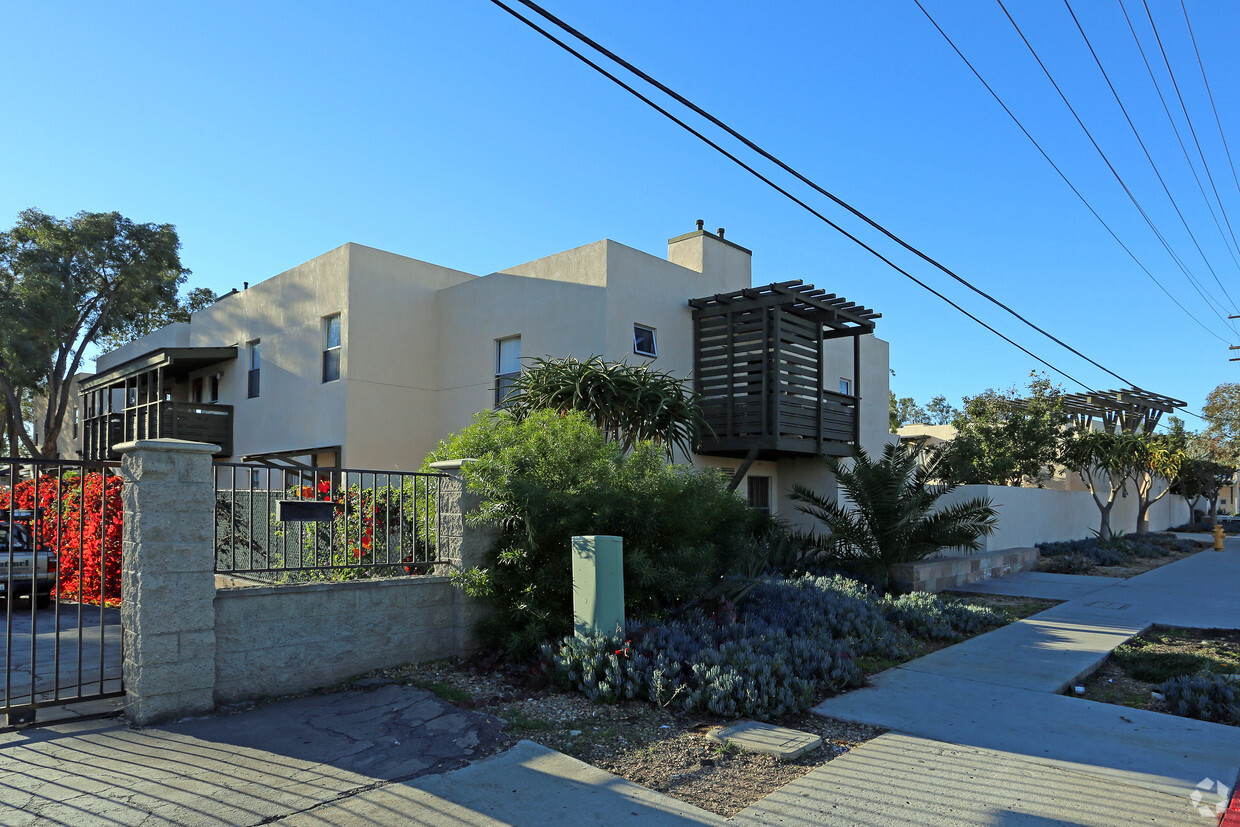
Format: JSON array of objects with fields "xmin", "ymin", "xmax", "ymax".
[{"xmin": 1232, "ymin": 315, "xmax": 1240, "ymax": 362}]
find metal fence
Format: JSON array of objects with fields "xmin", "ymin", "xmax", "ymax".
[
  {"xmin": 1, "ymin": 456, "xmax": 124, "ymax": 730},
  {"xmin": 213, "ymin": 464, "xmax": 448, "ymax": 582}
]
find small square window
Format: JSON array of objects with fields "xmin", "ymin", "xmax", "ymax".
[
  {"xmin": 839, "ymin": 378, "xmax": 852, "ymax": 396},
  {"xmin": 633, "ymin": 324, "xmax": 657, "ymax": 358}
]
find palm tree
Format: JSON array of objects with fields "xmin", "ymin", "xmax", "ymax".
[
  {"xmin": 790, "ymin": 441, "xmax": 998, "ymax": 591},
  {"xmin": 505, "ymin": 355, "xmax": 707, "ymax": 460}
]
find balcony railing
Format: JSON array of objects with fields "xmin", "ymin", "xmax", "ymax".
[{"xmin": 160, "ymin": 402, "xmax": 233, "ymax": 456}]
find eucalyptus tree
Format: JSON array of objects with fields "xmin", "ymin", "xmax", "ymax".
[
  {"xmin": 0, "ymin": 209, "xmax": 188, "ymax": 456},
  {"xmin": 505, "ymin": 355, "xmax": 706, "ymax": 460}
]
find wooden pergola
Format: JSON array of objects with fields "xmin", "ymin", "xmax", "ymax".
[
  {"xmin": 689, "ymin": 280, "xmax": 879, "ymax": 470},
  {"xmin": 1026, "ymin": 387, "xmax": 1186, "ymax": 435}
]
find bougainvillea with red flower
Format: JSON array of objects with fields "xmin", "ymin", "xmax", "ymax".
[{"xmin": 0, "ymin": 472, "xmax": 123, "ymax": 606}]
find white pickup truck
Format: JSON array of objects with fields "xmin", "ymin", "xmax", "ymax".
[{"xmin": 0, "ymin": 513, "xmax": 56, "ymax": 608}]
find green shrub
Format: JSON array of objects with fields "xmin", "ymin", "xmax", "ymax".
[
  {"xmin": 1115, "ymin": 649, "xmax": 1225, "ymax": 684},
  {"xmin": 791, "ymin": 442, "xmax": 997, "ymax": 591},
  {"xmin": 1159, "ymin": 673, "xmax": 1240, "ymax": 724},
  {"xmin": 1038, "ymin": 552, "xmax": 1096, "ymax": 574},
  {"xmin": 880, "ymin": 592, "xmax": 1006, "ymax": 639},
  {"xmin": 547, "ymin": 575, "xmax": 917, "ymax": 718},
  {"xmin": 424, "ymin": 409, "xmax": 766, "ymax": 658}
]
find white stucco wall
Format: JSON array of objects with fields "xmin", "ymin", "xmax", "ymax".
[{"xmin": 935, "ymin": 483, "xmax": 1187, "ymax": 551}]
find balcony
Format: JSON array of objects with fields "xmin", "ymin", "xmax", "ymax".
[
  {"xmin": 79, "ymin": 346, "xmax": 238, "ymax": 461},
  {"xmin": 83, "ymin": 403, "xmax": 233, "ymax": 461},
  {"xmin": 159, "ymin": 402, "xmax": 233, "ymax": 455},
  {"xmin": 690, "ymin": 280, "xmax": 879, "ymax": 461}
]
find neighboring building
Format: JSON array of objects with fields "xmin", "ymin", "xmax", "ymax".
[{"xmin": 77, "ymin": 224, "xmax": 891, "ymax": 525}]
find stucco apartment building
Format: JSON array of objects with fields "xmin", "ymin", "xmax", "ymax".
[{"xmin": 76, "ymin": 224, "xmax": 891, "ymax": 524}]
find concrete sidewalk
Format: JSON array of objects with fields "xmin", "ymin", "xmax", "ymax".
[{"xmin": 812, "ymin": 543, "xmax": 1240, "ymax": 825}]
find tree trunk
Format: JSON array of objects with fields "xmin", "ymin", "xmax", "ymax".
[
  {"xmin": 1136, "ymin": 500, "xmax": 1150, "ymax": 535},
  {"xmin": 1098, "ymin": 500, "xmax": 1115, "ymax": 541}
]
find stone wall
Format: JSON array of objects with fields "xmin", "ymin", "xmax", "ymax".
[
  {"xmin": 890, "ymin": 548, "xmax": 1040, "ymax": 593},
  {"xmin": 213, "ymin": 576, "xmax": 471, "ymax": 704}
]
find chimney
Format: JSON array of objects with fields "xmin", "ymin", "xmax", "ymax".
[{"xmin": 667, "ymin": 220, "xmax": 751, "ymax": 287}]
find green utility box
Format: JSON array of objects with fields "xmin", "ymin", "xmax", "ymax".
[{"xmin": 572, "ymin": 535, "xmax": 625, "ymax": 639}]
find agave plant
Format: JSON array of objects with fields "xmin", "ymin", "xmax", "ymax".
[
  {"xmin": 790, "ymin": 442, "xmax": 998, "ymax": 591},
  {"xmin": 505, "ymin": 355, "xmax": 707, "ymax": 459}
]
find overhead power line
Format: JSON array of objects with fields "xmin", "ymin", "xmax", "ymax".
[
  {"xmin": 489, "ymin": 0, "xmax": 1145, "ymax": 392},
  {"xmin": 485, "ymin": 0, "xmax": 1095, "ymax": 390},
  {"xmin": 1142, "ymin": 0, "xmax": 1240, "ymax": 289},
  {"xmin": 1064, "ymin": 0, "xmax": 1240, "ymax": 316},
  {"xmin": 995, "ymin": 0, "xmax": 1238, "ymax": 332},
  {"xmin": 1117, "ymin": 0, "xmax": 1240, "ymax": 275},
  {"xmin": 914, "ymin": 0, "xmax": 1233, "ymax": 346},
  {"xmin": 1181, "ymin": 0, "xmax": 1240, "ymax": 215}
]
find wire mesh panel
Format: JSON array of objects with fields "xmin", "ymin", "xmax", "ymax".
[
  {"xmin": 213, "ymin": 464, "xmax": 447, "ymax": 583},
  {"xmin": 0, "ymin": 456, "xmax": 124, "ymax": 731}
]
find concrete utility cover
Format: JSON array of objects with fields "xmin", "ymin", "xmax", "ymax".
[{"xmin": 708, "ymin": 721, "xmax": 822, "ymax": 760}]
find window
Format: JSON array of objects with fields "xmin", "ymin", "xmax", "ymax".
[
  {"xmin": 248, "ymin": 340, "xmax": 261, "ymax": 398},
  {"xmin": 839, "ymin": 378, "xmax": 852, "ymax": 396},
  {"xmin": 322, "ymin": 313, "xmax": 341, "ymax": 383},
  {"xmin": 633, "ymin": 324, "xmax": 657, "ymax": 358},
  {"xmin": 747, "ymin": 476, "xmax": 771, "ymax": 516},
  {"xmin": 191, "ymin": 378, "xmax": 204, "ymax": 403},
  {"xmin": 495, "ymin": 335, "xmax": 521, "ymax": 407},
  {"xmin": 209, "ymin": 374, "xmax": 220, "ymax": 402}
]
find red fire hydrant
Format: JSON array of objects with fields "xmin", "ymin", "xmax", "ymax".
[{"xmin": 1213, "ymin": 523, "xmax": 1226, "ymax": 551}]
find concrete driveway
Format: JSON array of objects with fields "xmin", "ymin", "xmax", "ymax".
[{"xmin": 1, "ymin": 602, "xmax": 122, "ymax": 716}]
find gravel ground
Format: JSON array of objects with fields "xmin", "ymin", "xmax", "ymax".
[{"xmin": 375, "ymin": 660, "xmax": 884, "ymax": 817}]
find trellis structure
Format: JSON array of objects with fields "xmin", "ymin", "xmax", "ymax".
[
  {"xmin": 1055, "ymin": 388, "xmax": 1185, "ymax": 435},
  {"xmin": 689, "ymin": 280, "xmax": 879, "ymax": 463}
]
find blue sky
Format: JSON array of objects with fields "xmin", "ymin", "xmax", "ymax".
[{"xmin": 3, "ymin": 1, "xmax": 1238, "ymax": 421}]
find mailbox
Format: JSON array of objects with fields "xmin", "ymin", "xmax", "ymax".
[{"xmin": 277, "ymin": 500, "xmax": 337, "ymax": 523}]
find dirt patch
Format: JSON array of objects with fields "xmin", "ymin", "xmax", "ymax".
[{"xmin": 1076, "ymin": 626, "xmax": 1240, "ymax": 720}]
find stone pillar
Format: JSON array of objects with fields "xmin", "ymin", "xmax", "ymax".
[
  {"xmin": 429, "ymin": 459, "xmax": 497, "ymax": 654},
  {"xmin": 117, "ymin": 438, "xmax": 220, "ymax": 726}
]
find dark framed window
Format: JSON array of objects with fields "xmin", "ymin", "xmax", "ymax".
[
  {"xmin": 839, "ymin": 378, "xmax": 852, "ymax": 396},
  {"xmin": 495, "ymin": 335, "xmax": 521, "ymax": 407},
  {"xmin": 747, "ymin": 476, "xmax": 771, "ymax": 516},
  {"xmin": 209, "ymin": 374, "xmax": 220, "ymax": 402},
  {"xmin": 633, "ymin": 324, "xmax": 657, "ymax": 358},
  {"xmin": 248, "ymin": 340, "xmax": 261, "ymax": 398},
  {"xmin": 322, "ymin": 313, "xmax": 341, "ymax": 383}
]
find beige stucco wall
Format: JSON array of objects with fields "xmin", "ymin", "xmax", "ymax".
[
  {"xmin": 86, "ymin": 229, "xmax": 893, "ymax": 526},
  {"xmin": 433, "ymin": 233, "xmax": 748, "ymax": 457},
  {"xmin": 341, "ymin": 245, "xmax": 476, "ymax": 469}
]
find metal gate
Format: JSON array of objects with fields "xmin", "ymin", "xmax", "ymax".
[{"xmin": 2, "ymin": 457, "xmax": 124, "ymax": 731}]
